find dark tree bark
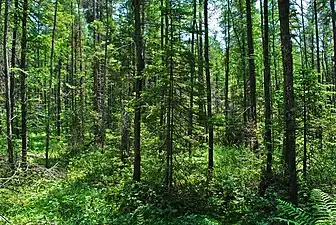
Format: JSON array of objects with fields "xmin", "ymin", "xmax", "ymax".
[
  {"xmin": 246, "ymin": 0, "xmax": 258, "ymax": 152},
  {"xmin": 278, "ymin": 0, "xmax": 298, "ymax": 205},
  {"xmin": 133, "ymin": 0, "xmax": 144, "ymax": 182},
  {"xmin": 4, "ymin": 0, "xmax": 14, "ymax": 167},
  {"xmin": 204, "ymin": 0, "xmax": 213, "ymax": 177},
  {"xmin": 20, "ymin": 0, "xmax": 29, "ymax": 167}
]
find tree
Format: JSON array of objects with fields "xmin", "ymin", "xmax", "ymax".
[
  {"xmin": 204, "ymin": 0, "xmax": 213, "ymax": 177},
  {"xmin": 20, "ymin": 0, "xmax": 29, "ymax": 167},
  {"xmin": 278, "ymin": 0, "xmax": 298, "ymax": 205},
  {"xmin": 246, "ymin": 0, "xmax": 258, "ymax": 152},
  {"xmin": 46, "ymin": 0, "xmax": 58, "ymax": 168},
  {"xmin": 133, "ymin": 0, "xmax": 144, "ymax": 182},
  {"xmin": 263, "ymin": 0, "xmax": 272, "ymax": 180},
  {"xmin": 3, "ymin": 0, "xmax": 14, "ymax": 167}
]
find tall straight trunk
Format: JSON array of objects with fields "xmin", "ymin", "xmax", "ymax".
[
  {"xmin": 56, "ymin": 58, "xmax": 62, "ymax": 137},
  {"xmin": 10, "ymin": 0, "xmax": 19, "ymax": 137},
  {"xmin": 272, "ymin": 0, "xmax": 279, "ymax": 90},
  {"xmin": 224, "ymin": 0, "xmax": 230, "ymax": 120},
  {"xmin": 77, "ymin": 0, "xmax": 85, "ymax": 142},
  {"xmin": 261, "ymin": 0, "xmax": 273, "ymax": 183},
  {"xmin": 204, "ymin": 0, "xmax": 213, "ymax": 176},
  {"xmin": 278, "ymin": 0, "xmax": 298, "ymax": 205},
  {"xmin": 46, "ymin": 0, "xmax": 58, "ymax": 168},
  {"xmin": 4, "ymin": 0, "xmax": 14, "ymax": 167},
  {"xmin": 166, "ymin": 11, "xmax": 174, "ymax": 189},
  {"xmin": 133, "ymin": 0, "xmax": 144, "ymax": 182},
  {"xmin": 21, "ymin": 0, "xmax": 29, "ymax": 167},
  {"xmin": 188, "ymin": 0, "xmax": 196, "ymax": 154},
  {"xmin": 246, "ymin": 0, "xmax": 258, "ymax": 152},
  {"xmin": 198, "ymin": 0, "xmax": 205, "ymax": 128},
  {"xmin": 159, "ymin": 0, "xmax": 165, "ymax": 144},
  {"xmin": 331, "ymin": 0, "xmax": 336, "ymax": 91},
  {"xmin": 101, "ymin": 0, "xmax": 109, "ymax": 149},
  {"xmin": 238, "ymin": 0, "xmax": 247, "ymax": 124},
  {"xmin": 301, "ymin": 0, "xmax": 308, "ymax": 180},
  {"xmin": 314, "ymin": 0, "xmax": 321, "ymax": 79}
]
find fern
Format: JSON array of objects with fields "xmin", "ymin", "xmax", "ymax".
[
  {"xmin": 276, "ymin": 199, "xmax": 316, "ymax": 225},
  {"xmin": 276, "ymin": 189, "xmax": 336, "ymax": 225},
  {"xmin": 310, "ymin": 189, "xmax": 336, "ymax": 224}
]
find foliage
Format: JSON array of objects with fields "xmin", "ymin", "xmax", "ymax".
[{"xmin": 276, "ymin": 189, "xmax": 336, "ymax": 225}]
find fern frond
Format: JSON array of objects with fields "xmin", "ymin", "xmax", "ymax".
[
  {"xmin": 311, "ymin": 189, "xmax": 336, "ymax": 224},
  {"xmin": 276, "ymin": 199, "xmax": 316, "ymax": 225}
]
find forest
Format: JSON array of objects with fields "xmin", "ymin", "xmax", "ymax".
[{"xmin": 0, "ymin": 0, "xmax": 335, "ymax": 224}]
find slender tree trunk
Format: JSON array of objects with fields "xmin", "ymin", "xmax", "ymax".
[
  {"xmin": 56, "ymin": 58, "xmax": 62, "ymax": 138},
  {"xmin": 301, "ymin": 0, "xmax": 308, "ymax": 181},
  {"xmin": 10, "ymin": 0, "xmax": 19, "ymax": 137},
  {"xmin": 4, "ymin": 0, "xmax": 14, "ymax": 167},
  {"xmin": 21, "ymin": 0, "xmax": 29, "ymax": 167},
  {"xmin": 278, "ymin": 0, "xmax": 298, "ymax": 205},
  {"xmin": 133, "ymin": 0, "xmax": 144, "ymax": 182},
  {"xmin": 224, "ymin": 0, "xmax": 230, "ymax": 120},
  {"xmin": 246, "ymin": 0, "xmax": 258, "ymax": 152},
  {"xmin": 46, "ymin": 0, "xmax": 58, "ymax": 168},
  {"xmin": 263, "ymin": 0, "xmax": 272, "ymax": 178},
  {"xmin": 238, "ymin": 0, "xmax": 247, "ymax": 125},
  {"xmin": 198, "ymin": 0, "xmax": 205, "ymax": 130},
  {"xmin": 272, "ymin": 0, "xmax": 279, "ymax": 91},
  {"xmin": 331, "ymin": 0, "xmax": 336, "ymax": 104},
  {"xmin": 188, "ymin": 0, "xmax": 196, "ymax": 155},
  {"xmin": 204, "ymin": 0, "xmax": 213, "ymax": 177},
  {"xmin": 166, "ymin": 10, "xmax": 174, "ymax": 189},
  {"xmin": 314, "ymin": 0, "xmax": 321, "ymax": 79}
]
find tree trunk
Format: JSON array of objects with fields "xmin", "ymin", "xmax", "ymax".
[
  {"xmin": 204, "ymin": 0, "xmax": 213, "ymax": 177},
  {"xmin": 331, "ymin": 0, "xmax": 336, "ymax": 102},
  {"xmin": 198, "ymin": 0, "xmax": 205, "ymax": 131},
  {"xmin": 301, "ymin": 0, "xmax": 308, "ymax": 181},
  {"xmin": 4, "ymin": 0, "xmax": 14, "ymax": 167},
  {"xmin": 56, "ymin": 58, "xmax": 62, "ymax": 138},
  {"xmin": 278, "ymin": 0, "xmax": 298, "ymax": 205},
  {"xmin": 11, "ymin": 0, "xmax": 19, "ymax": 137},
  {"xmin": 188, "ymin": 0, "xmax": 196, "ymax": 155},
  {"xmin": 246, "ymin": 0, "xmax": 258, "ymax": 152},
  {"xmin": 46, "ymin": 0, "xmax": 58, "ymax": 168},
  {"xmin": 263, "ymin": 0, "xmax": 272, "ymax": 178},
  {"xmin": 133, "ymin": 0, "xmax": 144, "ymax": 182},
  {"xmin": 21, "ymin": 0, "xmax": 29, "ymax": 167},
  {"xmin": 314, "ymin": 0, "xmax": 321, "ymax": 79}
]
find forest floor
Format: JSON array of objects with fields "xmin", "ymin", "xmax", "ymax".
[{"xmin": 0, "ymin": 139, "xmax": 276, "ymax": 224}]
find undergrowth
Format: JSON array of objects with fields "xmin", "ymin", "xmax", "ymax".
[{"xmin": 0, "ymin": 145, "xmax": 269, "ymax": 224}]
